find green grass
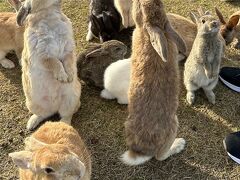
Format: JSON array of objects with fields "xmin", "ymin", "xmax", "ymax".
[{"xmin": 0, "ymin": 0, "xmax": 240, "ymax": 179}]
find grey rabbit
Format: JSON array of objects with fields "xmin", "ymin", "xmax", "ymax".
[
  {"xmin": 78, "ymin": 40, "xmax": 127, "ymax": 88},
  {"xmin": 184, "ymin": 9, "xmax": 225, "ymax": 105},
  {"xmin": 86, "ymin": 0, "xmax": 121, "ymax": 42}
]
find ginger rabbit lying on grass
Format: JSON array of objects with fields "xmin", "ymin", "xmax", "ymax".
[{"xmin": 9, "ymin": 122, "xmax": 91, "ymax": 180}]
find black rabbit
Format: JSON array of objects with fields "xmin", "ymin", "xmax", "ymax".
[{"xmin": 86, "ymin": 0, "xmax": 121, "ymax": 42}]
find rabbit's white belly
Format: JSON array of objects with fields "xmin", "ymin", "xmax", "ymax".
[
  {"xmin": 28, "ymin": 68, "xmax": 63, "ymax": 111},
  {"xmin": 194, "ymin": 67, "xmax": 214, "ymax": 87}
]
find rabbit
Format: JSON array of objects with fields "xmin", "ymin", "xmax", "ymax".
[
  {"xmin": 0, "ymin": 0, "xmax": 24, "ymax": 69},
  {"xmin": 101, "ymin": 58, "xmax": 130, "ymax": 104},
  {"xmin": 184, "ymin": 9, "xmax": 225, "ymax": 105},
  {"xmin": 9, "ymin": 122, "xmax": 91, "ymax": 180},
  {"xmin": 86, "ymin": 0, "xmax": 121, "ymax": 42},
  {"xmin": 215, "ymin": 8, "xmax": 240, "ymax": 49},
  {"xmin": 78, "ymin": 40, "xmax": 127, "ymax": 88},
  {"xmin": 121, "ymin": 0, "xmax": 186, "ymax": 166},
  {"xmin": 17, "ymin": 0, "xmax": 81, "ymax": 130},
  {"xmin": 114, "ymin": 0, "xmax": 135, "ymax": 28}
]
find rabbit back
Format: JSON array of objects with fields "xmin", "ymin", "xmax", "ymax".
[
  {"xmin": 103, "ymin": 58, "xmax": 131, "ymax": 103},
  {"xmin": 0, "ymin": 12, "xmax": 24, "ymax": 52}
]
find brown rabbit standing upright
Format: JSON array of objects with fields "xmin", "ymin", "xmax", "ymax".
[{"xmin": 121, "ymin": 0, "xmax": 186, "ymax": 166}]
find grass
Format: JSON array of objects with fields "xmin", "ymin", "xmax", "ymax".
[{"xmin": 0, "ymin": 0, "xmax": 240, "ymax": 179}]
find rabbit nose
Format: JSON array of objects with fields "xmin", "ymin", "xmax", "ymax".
[{"xmin": 211, "ymin": 21, "xmax": 218, "ymax": 27}]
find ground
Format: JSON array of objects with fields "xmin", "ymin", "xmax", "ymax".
[{"xmin": 0, "ymin": 0, "xmax": 240, "ymax": 179}]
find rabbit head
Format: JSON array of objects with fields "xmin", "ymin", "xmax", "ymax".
[
  {"xmin": 215, "ymin": 7, "xmax": 239, "ymax": 45},
  {"xmin": 132, "ymin": 0, "xmax": 186, "ymax": 62},
  {"xmin": 7, "ymin": 0, "xmax": 22, "ymax": 12},
  {"xmin": 79, "ymin": 40, "xmax": 127, "ymax": 88},
  {"xmin": 90, "ymin": 11, "xmax": 121, "ymax": 42},
  {"xmin": 9, "ymin": 137, "xmax": 86, "ymax": 180},
  {"xmin": 190, "ymin": 8, "xmax": 221, "ymax": 37},
  {"xmin": 86, "ymin": 40, "xmax": 127, "ymax": 59},
  {"xmin": 16, "ymin": 0, "xmax": 61, "ymax": 26}
]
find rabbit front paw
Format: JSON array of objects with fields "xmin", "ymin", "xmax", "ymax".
[
  {"xmin": 0, "ymin": 59, "xmax": 15, "ymax": 69},
  {"xmin": 65, "ymin": 69, "xmax": 74, "ymax": 83},
  {"xmin": 54, "ymin": 70, "xmax": 69, "ymax": 83},
  {"xmin": 186, "ymin": 91, "xmax": 195, "ymax": 105}
]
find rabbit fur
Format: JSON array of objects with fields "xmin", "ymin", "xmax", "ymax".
[
  {"xmin": 101, "ymin": 13, "xmax": 197, "ymax": 105},
  {"xmin": 86, "ymin": 0, "xmax": 121, "ymax": 42},
  {"xmin": 9, "ymin": 122, "xmax": 91, "ymax": 180},
  {"xmin": 17, "ymin": 0, "xmax": 81, "ymax": 130},
  {"xmin": 121, "ymin": 0, "xmax": 186, "ymax": 166},
  {"xmin": 101, "ymin": 58, "xmax": 130, "ymax": 104},
  {"xmin": 78, "ymin": 40, "xmax": 127, "ymax": 88},
  {"xmin": 0, "ymin": 0, "xmax": 24, "ymax": 69},
  {"xmin": 114, "ymin": 0, "xmax": 134, "ymax": 28},
  {"xmin": 215, "ymin": 8, "xmax": 240, "ymax": 48},
  {"xmin": 184, "ymin": 10, "xmax": 225, "ymax": 105}
]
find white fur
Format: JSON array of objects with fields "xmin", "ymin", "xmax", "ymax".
[
  {"xmin": 114, "ymin": 0, "xmax": 135, "ymax": 28},
  {"xmin": 86, "ymin": 22, "xmax": 96, "ymax": 41},
  {"xmin": 101, "ymin": 58, "xmax": 130, "ymax": 104},
  {"xmin": 21, "ymin": 0, "xmax": 81, "ymax": 130},
  {"xmin": 158, "ymin": 138, "xmax": 186, "ymax": 161},
  {"xmin": 120, "ymin": 150, "xmax": 152, "ymax": 166}
]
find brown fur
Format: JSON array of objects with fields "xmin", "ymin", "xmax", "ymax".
[
  {"xmin": 0, "ymin": 12, "xmax": 24, "ymax": 60},
  {"xmin": 124, "ymin": 0, "xmax": 185, "ymax": 161},
  {"xmin": 168, "ymin": 13, "xmax": 197, "ymax": 57},
  {"xmin": 215, "ymin": 8, "xmax": 240, "ymax": 47},
  {"xmin": 11, "ymin": 122, "xmax": 91, "ymax": 180}
]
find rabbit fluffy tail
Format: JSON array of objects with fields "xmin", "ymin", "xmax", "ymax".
[{"xmin": 120, "ymin": 150, "xmax": 152, "ymax": 166}]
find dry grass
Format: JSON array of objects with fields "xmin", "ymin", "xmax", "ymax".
[{"xmin": 0, "ymin": 0, "xmax": 240, "ymax": 179}]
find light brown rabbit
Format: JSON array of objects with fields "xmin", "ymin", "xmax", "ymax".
[
  {"xmin": 215, "ymin": 8, "xmax": 240, "ymax": 48},
  {"xmin": 121, "ymin": 0, "xmax": 186, "ymax": 166},
  {"xmin": 9, "ymin": 122, "xmax": 91, "ymax": 180},
  {"xmin": 0, "ymin": 0, "xmax": 24, "ymax": 69}
]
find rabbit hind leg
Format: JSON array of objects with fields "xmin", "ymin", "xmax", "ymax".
[
  {"xmin": 86, "ymin": 22, "xmax": 95, "ymax": 41},
  {"xmin": 203, "ymin": 78, "xmax": 218, "ymax": 104},
  {"xmin": 155, "ymin": 116, "xmax": 186, "ymax": 161}
]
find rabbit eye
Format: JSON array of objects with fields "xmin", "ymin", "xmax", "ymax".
[
  {"xmin": 115, "ymin": 48, "xmax": 121, "ymax": 51},
  {"xmin": 44, "ymin": 167, "xmax": 55, "ymax": 174},
  {"xmin": 202, "ymin": 19, "xmax": 206, "ymax": 24}
]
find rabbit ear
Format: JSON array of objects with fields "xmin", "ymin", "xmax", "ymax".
[
  {"xmin": 86, "ymin": 48, "xmax": 109, "ymax": 58},
  {"xmin": 197, "ymin": 7, "xmax": 204, "ymax": 16},
  {"xmin": 24, "ymin": 137, "xmax": 47, "ymax": 151},
  {"xmin": 165, "ymin": 22, "xmax": 186, "ymax": 54},
  {"xmin": 7, "ymin": 0, "xmax": 22, "ymax": 12},
  {"xmin": 69, "ymin": 152, "xmax": 86, "ymax": 179},
  {"xmin": 215, "ymin": 7, "xmax": 226, "ymax": 24},
  {"xmin": 189, "ymin": 12, "xmax": 199, "ymax": 24},
  {"xmin": 9, "ymin": 151, "xmax": 33, "ymax": 169},
  {"xmin": 146, "ymin": 25, "xmax": 168, "ymax": 62},
  {"xmin": 102, "ymin": 11, "xmax": 114, "ymax": 31},
  {"xmin": 226, "ymin": 15, "xmax": 240, "ymax": 30},
  {"xmin": 17, "ymin": 5, "xmax": 31, "ymax": 26}
]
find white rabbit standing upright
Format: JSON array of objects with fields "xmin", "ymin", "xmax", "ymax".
[{"xmin": 17, "ymin": 0, "xmax": 81, "ymax": 130}]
